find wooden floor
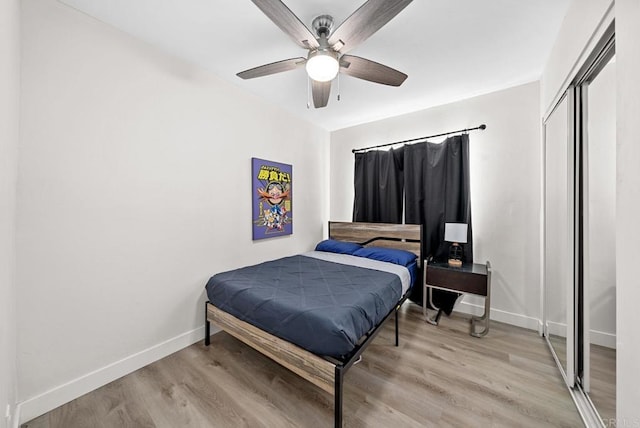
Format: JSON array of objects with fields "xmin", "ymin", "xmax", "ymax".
[
  {"xmin": 589, "ymin": 343, "xmax": 616, "ymax": 423},
  {"xmin": 23, "ymin": 303, "xmax": 583, "ymax": 428},
  {"xmin": 548, "ymin": 334, "xmax": 616, "ymax": 422}
]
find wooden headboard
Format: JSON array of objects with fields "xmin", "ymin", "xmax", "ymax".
[{"xmin": 328, "ymin": 221, "xmax": 423, "ymax": 263}]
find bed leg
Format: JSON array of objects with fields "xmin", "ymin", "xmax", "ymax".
[
  {"xmin": 204, "ymin": 302, "xmax": 211, "ymax": 346},
  {"xmin": 395, "ymin": 309, "xmax": 399, "ymax": 346},
  {"xmin": 335, "ymin": 366, "xmax": 344, "ymax": 428}
]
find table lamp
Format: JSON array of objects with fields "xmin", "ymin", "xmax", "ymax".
[{"xmin": 445, "ymin": 223, "xmax": 468, "ymax": 268}]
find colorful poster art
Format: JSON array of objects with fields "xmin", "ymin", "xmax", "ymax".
[{"xmin": 252, "ymin": 158, "xmax": 292, "ymax": 240}]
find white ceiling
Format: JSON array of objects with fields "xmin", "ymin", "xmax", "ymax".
[{"xmin": 59, "ymin": 0, "xmax": 570, "ymax": 131}]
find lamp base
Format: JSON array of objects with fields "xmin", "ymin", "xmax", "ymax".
[{"xmin": 448, "ymin": 258, "xmax": 462, "ymax": 268}]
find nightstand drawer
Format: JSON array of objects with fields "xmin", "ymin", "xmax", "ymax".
[{"xmin": 426, "ymin": 265, "xmax": 488, "ymax": 296}]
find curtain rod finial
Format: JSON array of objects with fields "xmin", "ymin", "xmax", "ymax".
[{"xmin": 479, "ymin": 124, "xmax": 487, "ymax": 130}]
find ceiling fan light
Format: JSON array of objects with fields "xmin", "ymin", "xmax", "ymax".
[{"xmin": 306, "ymin": 51, "xmax": 339, "ymax": 82}]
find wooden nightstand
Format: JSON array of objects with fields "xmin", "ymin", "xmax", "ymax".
[{"xmin": 423, "ymin": 260, "xmax": 492, "ymax": 337}]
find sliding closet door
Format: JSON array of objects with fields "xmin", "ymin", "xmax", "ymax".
[
  {"xmin": 580, "ymin": 53, "xmax": 616, "ymax": 423},
  {"xmin": 544, "ymin": 93, "xmax": 575, "ymax": 386},
  {"xmin": 544, "ymin": 26, "xmax": 615, "ymax": 426}
]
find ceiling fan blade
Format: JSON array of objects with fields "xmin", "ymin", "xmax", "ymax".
[
  {"xmin": 251, "ymin": 0, "xmax": 319, "ymax": 49},
  {"xmin": 311, "ymin": 80, "xmax": 331, "ymax": 108},
  {"xmin": 340, "ymin": 55, "xmax": 407, "ymax": 86},
  {"xmin": 237, "ymin": 57, "xmax": 306, "ymax": 79},
  {"xmin": 328, "ymin": 0, "xmax": 412, "ymax": 53}
]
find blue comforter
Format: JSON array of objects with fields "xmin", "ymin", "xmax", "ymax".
[{"xmin": 205, "ymin": 255, "xmax": 404, "ymax": 358}]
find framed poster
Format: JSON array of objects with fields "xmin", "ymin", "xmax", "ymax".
[{"xmin": 252, "ymin": 158, "xmax": 292, "ymax": 240}]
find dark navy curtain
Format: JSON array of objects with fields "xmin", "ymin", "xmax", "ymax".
[
  {"xmin": 353, "ymin": 146, "xmax": 404, "ymax": 223},
  {"xmin": 352, "ymin": 134, "xmax": 473, "ymax": 314},
  {"xmin": 404, "ymin": 134, "xmax": 473, "ymax": 312}
]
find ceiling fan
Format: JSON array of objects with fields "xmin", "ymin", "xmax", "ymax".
[{"xmin": 237, "ymin": 0, "xmax": 413, "ymax": 108}]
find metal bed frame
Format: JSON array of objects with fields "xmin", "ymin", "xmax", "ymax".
[{"xmin": 204, "ymin": 221, "xmax": 422, "ymax": 427}]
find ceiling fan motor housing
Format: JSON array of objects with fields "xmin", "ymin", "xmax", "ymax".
[{"xmin": 312, "ymin": 15, "xmax": 334, "ymax": 38}]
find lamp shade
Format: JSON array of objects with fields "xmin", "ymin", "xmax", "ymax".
[{"xmin": 444, "ymin": 223, "xmax": 468, "ymax": 243}]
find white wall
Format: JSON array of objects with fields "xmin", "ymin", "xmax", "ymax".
[
  {"xmin": 541, "ymin": 0, "xmax": 614, "ymax": 115},
  {"xmin": 0, "ymin": 0, "xmax": 20, "ymax": 426},
  {"xmin": 17, "ymin": 0, "xmax": 329, "ymax": 421},
  {"xmin": 616, "ymin": 0, "xmax": 640, "ymax": 423},
  {"xmin": 330, "ymin": 82, "xmax": 542, "ymax": 329}
]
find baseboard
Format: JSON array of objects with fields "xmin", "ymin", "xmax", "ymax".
[
  {"xmin": 545, "ymin": 320, "xmax": 615, "ymax": 349},
  {"xmin": 588, "ymin": 329, "xmax": 616, "ymax": 349},
  {"xmin": 17, "ymin": 324, "xmax": 220, "ymax": 425},
  {"xmin": 463, "ymin": 305, "xmax": 615, "ymax": 348},
  {"xmin": 546, "ymin": 320, "xmax": 567, "ymax": 338},
  {"xmin": 455, "ymin": 301, "xmax": 541, "ymax": 331}
]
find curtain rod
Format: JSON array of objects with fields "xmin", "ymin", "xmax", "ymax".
[{"xmin": 351, "ymin": 124, "xmax": 487, "ymax": 153}]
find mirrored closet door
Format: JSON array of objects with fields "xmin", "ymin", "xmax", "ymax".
[
  {"xmin": 580, "ymin": 51, "xmax": 616, "ymax": 425},
  {"xmin": 544, "ymin": 93, "xmax": 573, "ymax": 381},
  {"xmin": 543, "ymin": 25, "xmax": 615, "ymax": 427}
]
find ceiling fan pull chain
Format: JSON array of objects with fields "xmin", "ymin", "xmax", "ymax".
[
  {"xmin": 307, "ymin": 76, "xmax": 311, "ymax": 109},
  {"xmin": 337, "ymin": 73, "xmax": 341, "ymax": 101}
]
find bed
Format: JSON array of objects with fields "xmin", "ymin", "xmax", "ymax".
[{"xmin": 204, "ymin": 221, "xmax": 422, "ymax": 427}]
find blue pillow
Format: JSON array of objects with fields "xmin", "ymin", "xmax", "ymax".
[
  {"xmin": 406, "ymin": 260, "xmax": 418, "ymax": 287},
  {"xmin": 352, "ymin": 246, "xmax": 417, "ymax": 267},
  {"xmin": 315, "ymin": 239, "xmax": 362, "ymax": 255}
]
